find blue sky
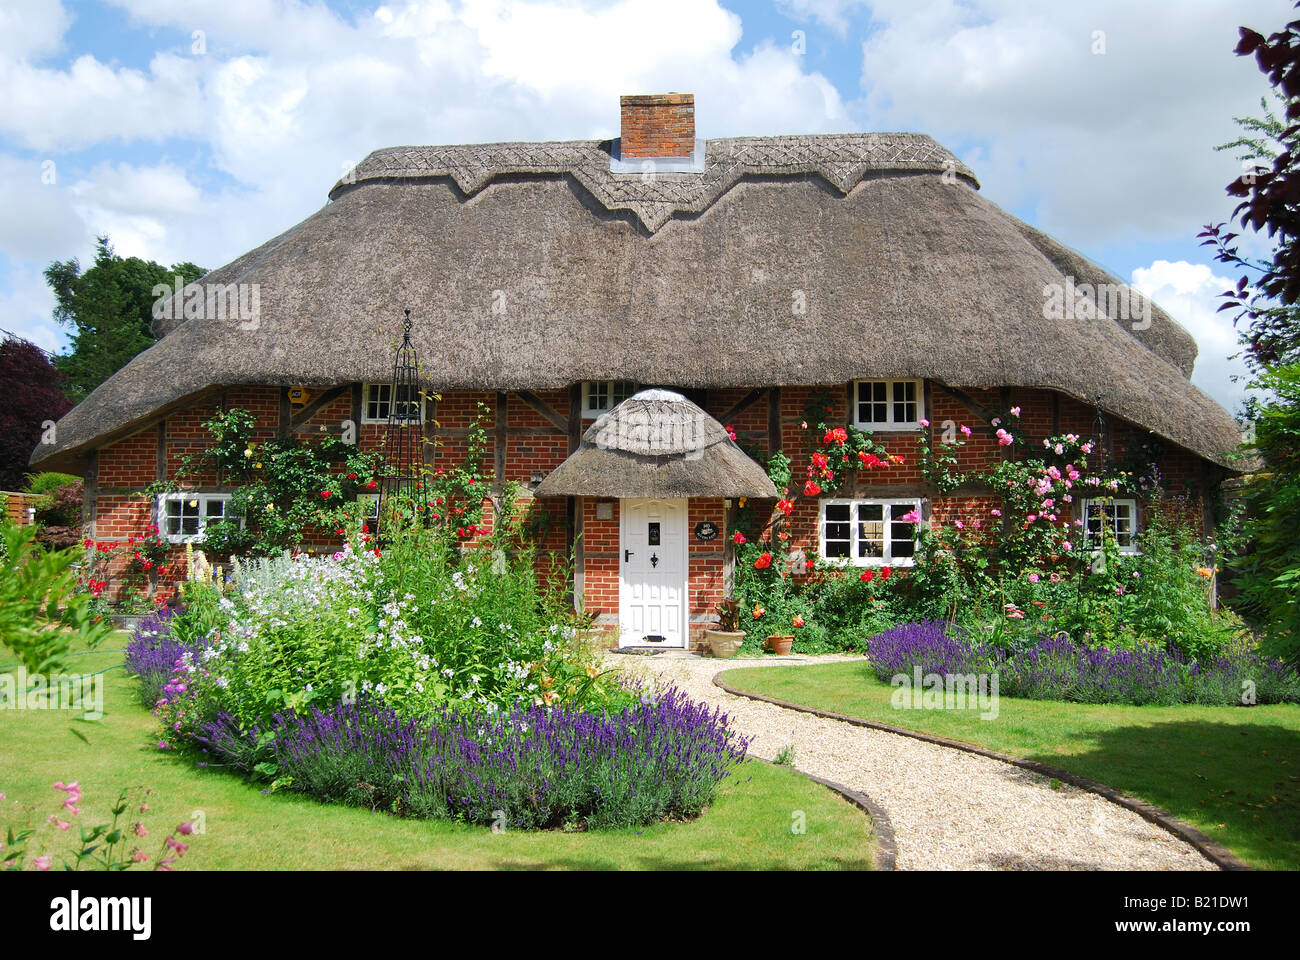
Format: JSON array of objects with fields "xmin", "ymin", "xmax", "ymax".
[{"xmin": 0, "ymin": 0, "xmax": 1283, "ymax": 414}]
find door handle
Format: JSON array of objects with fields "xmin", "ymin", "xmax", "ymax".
[{"xmin": 624, "ymin": 549, "xmax": 634, "ymax": 562}]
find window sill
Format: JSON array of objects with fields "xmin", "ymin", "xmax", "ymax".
[{"xmin": 817, "ymin": 557, "xmax": 917, "ymax": 569}]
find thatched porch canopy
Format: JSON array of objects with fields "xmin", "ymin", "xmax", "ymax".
[{"xmin": 534, "ymin": 389, "xmax": 778, "ymax": 499}]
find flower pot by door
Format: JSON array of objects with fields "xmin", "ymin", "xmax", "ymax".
[{"xmin": 706, "ymin": 629, "xmax": 746, "ymax": 658}]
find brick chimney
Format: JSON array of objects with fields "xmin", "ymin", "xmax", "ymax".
[{"xmin": 619, "ymin": 93, "xmax": 695, "ymax": 159}]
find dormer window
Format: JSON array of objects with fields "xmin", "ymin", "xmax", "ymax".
[
  {"xmin": 853, "ymin": 380, "xmax": 924, "ymax": 430},
  {"xmin": 363, "ymin": 383, "xmax": 424, "ymax": 424},
  {"xmin": 582, "ymin": 381, "xmax": 637, "ymax": 418}
]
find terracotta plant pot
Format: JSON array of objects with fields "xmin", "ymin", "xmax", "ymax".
[
  {"xmin": 705, "ymin": 629, "xmax": 746, "ymax": 658},
  {"xmin": 764, "ymin": 634, "xmax": 795, "ymax": 655}
]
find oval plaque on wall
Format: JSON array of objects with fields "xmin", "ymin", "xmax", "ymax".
[{"xmin": 694, "ymin": 521, "xmax": 719, "ymax": 542}]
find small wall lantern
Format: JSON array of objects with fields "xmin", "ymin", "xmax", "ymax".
[{"xmin": 595, "ymin": 501, "xmax": 614, "ymax": 521}]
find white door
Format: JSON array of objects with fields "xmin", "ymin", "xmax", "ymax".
[{"xmin": 619, "ymin": 498, "xmax": 688, "ymax": 647}]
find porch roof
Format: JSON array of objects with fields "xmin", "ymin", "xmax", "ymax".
[{"xmin": 534, "ymin": 389, "xmax": 778, "ymax": 500}]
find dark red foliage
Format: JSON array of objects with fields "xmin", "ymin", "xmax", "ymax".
[{"xmin": 0, "ymin": 338, "xmax": 74, "ymax": 490}]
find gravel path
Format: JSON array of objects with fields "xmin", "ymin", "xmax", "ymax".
[{"xmin": 609, "ymin": 652, "xmax": 1216, "ymax": 871}]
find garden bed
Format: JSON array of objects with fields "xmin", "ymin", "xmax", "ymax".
[{"xmin": 0, "ymin": 639, "xmax": 875, "ymax": 870}]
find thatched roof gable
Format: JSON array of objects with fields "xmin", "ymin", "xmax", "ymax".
[
  {"xmin": 31, "ymin": 132, "xmax": 1243, "ymax": 473},
  {"xmin": 535, "ymin": 389, "xmax": 778, "ymax": 499}
]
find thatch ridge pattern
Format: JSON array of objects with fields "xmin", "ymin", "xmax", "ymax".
[{"xmin": 329, "ymin": 134, "xmax": 979, "ymax": 233}]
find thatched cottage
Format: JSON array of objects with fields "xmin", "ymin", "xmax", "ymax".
[{"xmin": 31, "ymin": 93, "xmax": 1242, "ymax": 649}]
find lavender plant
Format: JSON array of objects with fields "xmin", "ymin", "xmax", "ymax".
[
  {"xmin": 866, "ymin": 622, "xmax": 1300, "ymax": 706},
  {"xmin": 236, "ymin": 686, "xmax": 749, "ymax": 830}
]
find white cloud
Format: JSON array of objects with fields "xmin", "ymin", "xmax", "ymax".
[
  {"xmin": 0, "ymin": 0, "xmax": 71, "ymax": 62},
  {"xmin": 0, "ymin": 0, "xmax": 855, "ymax": 282},
  {"xmin": 855, "ymin": 0, "xmax": 1280, "ymax": 245},
  {"xmin": 0, "ymin": 52, "xmax": 207, "ymax": 152},
  {"xmin": 0, "ymin": 259, "xmax": 65, "ymax": 355},
  {"xmin": 775, "ymin": 0, "xmax": 870, "ymax": 35},
  {"xmin": 0, "ymin": 154, "xmax": 90, "ymax": 263},
  {"xmin": 1130, "ymin": 259, "xmax": 1251, "ymax": 416}
]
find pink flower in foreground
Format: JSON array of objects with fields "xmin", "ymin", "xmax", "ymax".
[
  {"xmin": 131, "ymin": 849, "xmax": 148, "ymax": 863},
  {"xmin": 177, "ymin": 822, "xmax": 195, "ymax": 836},
  {"xmin": 1028, "ymin": 573, "xmax": 1040, "ymax": 583},
  {"xmin": 33, "ymin": 856, "xmax": 52, "ymax": 871},
  {"xmin": 46, "ymin": 816, "xmax": 70, "ymax": 831},
  {"xmin": 1010, "ymin": 406, "xmax": 1021, "ymax": 417}
]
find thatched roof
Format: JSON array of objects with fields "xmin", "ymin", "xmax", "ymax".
[
  {"xmin": 535, "ymin": 389, "xmax": 778, "ymax": 498},
  {"xmin": 31, "ymin": 132, "xmax": 1243, "ymax": 472}
]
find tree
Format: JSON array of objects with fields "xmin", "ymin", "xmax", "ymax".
[
  {"xmin": 44, "ymin": 236, "xmax": 206, "ymax": 402},
  {"xmin": 0, "ymin": 337, "xmax": 73, "ymax": 490},
  {"xmin": 1201, "ymin": 3, "xmax": 1300, "ymax": 663}
]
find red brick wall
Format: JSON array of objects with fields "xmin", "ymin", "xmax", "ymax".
[
  {"xmin": 581, "ymin": 497, "xmax": 620, "ymax": 617},
  {"xmin": 99, "ymin": 429, "xmax": 154, "ymax": 487}
]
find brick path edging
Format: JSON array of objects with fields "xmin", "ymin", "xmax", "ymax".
[
  {"xmin": 790, "ymin": 764, "xmax": 898, "ymax": 870},
  {"xmin": 715, "ymin": 674, "xmax": 1251, "ymax": 872}
]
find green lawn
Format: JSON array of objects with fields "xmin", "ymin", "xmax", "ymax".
[
  {"xmin": 0, "ymin": 639, "xmax": 873, "ymax": 870},
  {"xmin": 721, "ymin": 660, "xmax": 1300, "ymax": 870}
]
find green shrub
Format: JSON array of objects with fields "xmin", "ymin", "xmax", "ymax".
[{"xmin": 0, "ymin": 523, "xmax": 115, "ymax": 673}]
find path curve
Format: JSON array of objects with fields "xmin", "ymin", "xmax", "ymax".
[{"xmin": 611, "ymin": 653, "xmax": 1218, "ymax": 871}]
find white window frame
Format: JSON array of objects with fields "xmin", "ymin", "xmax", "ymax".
[
  {"xmin": 361, "ymin": 382, "xmax": 425, "ymax": 425},
  {"xmin": 156, "ymin": 493, "xmax": 242, "ymax": 544},
  {"xmin": 1081, "ymin": 497, "xmax": 1140, "ymax": 555},
  {"xmin": 818, "ymin": 497, "xmax": 922, "ymax": 567},
  {"xmin": 852, "ymin": 379, "xmax": 925, "ymax": 431},
  {"xmin": 581, "ymin": 380, "xmax": 637, "ymax": 418}
]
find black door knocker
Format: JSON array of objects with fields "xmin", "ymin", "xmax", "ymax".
[{"xmin": 650, "ymin": 553, "xmax": 659, "ymax": 568}]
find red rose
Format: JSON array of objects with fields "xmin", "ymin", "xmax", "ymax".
[
  {"xmin": 754, "ymin": 552, "xmax": 772, "ymax": 570},
  {"xmin": 860, "ymin": 570, "xmax": 874, "ymax": 582},
  {"xmin": 880, "ymin": 566, "xmax": 892, "ymax": 580},
  {"xmin": 803, "ymin": 480, "xmax": 822, "ymax": 497},
  {"xmin": 320, "ymin": 490, "xmax": 332, "ymax": 499},
  {"xmin": 732, "ymin": 531, "xmax": 746, "ymax": 544}
]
